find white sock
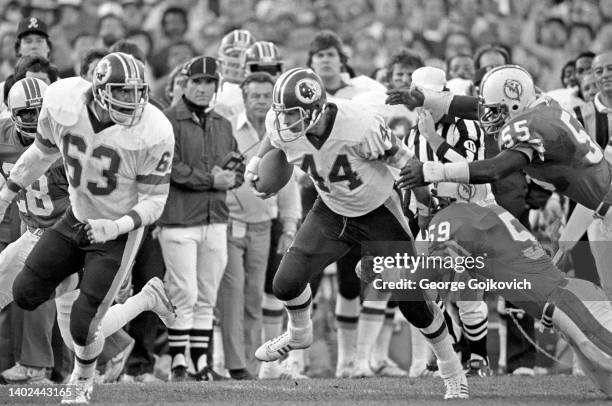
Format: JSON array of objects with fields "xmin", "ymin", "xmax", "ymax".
[
  {"xmin": 100, "ymin": 289, "xmax": 152, "ymax": 337},
  {"xmin": 285, "ymin": 286, "xmax": 312, "ymax": 331},
  {"xmin": 373, "ymin": 310, "xmax": 395, "ymax": 364},
  {"xmin": 73, "ymin": 330, "xmax": 105, "ymax": 380},
  {"xmin": 335, "ymin": 295, "xmax": 359, "ymax": 367},
  {"xmin": 55, "ymin": 290, "xmax": 79, "ymax": 352},
  {"xmin": 263, "ymin": 293, "xmax": 284, "ymax": 341},
  {"xmin": 420, "ymin": 304, "xmax": 462, "ymax": 379},
  {"xmin": 355, "ymin": 301, "xmax": 386, "ymax": 364}
]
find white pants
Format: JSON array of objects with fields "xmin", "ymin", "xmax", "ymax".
[
  {"xmin": 0, "ymin": 230, "xmax": 40, "ymax": 309},
  {"xmin": 587, "ymin": 209, "xmax": 612, "ymax": 299},
  {"xmin": 159, "ymin": 224, "xmax": 228, "ymax": 330}
]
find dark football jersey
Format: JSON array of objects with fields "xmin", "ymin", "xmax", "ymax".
[
  {"xmin": 498, "ymin": 98, "xmax": 611, "ymax": 210},
  {"xmin": 424, "ymin": 202, "xmax": 565, "ymax": 311},
  {"xmin": 0, "ymin": 119, "xmax": 69, "ymax": 229}
]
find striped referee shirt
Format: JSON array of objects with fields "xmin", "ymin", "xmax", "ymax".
[{"xmin": 404, "ymin": 114, "xmax": 484, "ymax": 164}]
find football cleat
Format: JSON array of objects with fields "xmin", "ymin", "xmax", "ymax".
[
  {"xmin": 170, "ymin": 366, "xmax": 190, "ymax": 382},
  {"xmin": 372, "ymin": 358, "xmax": 408, "ymax": 377},
  {"xmin": 103, "ymin": 338, "xmax": 134, "ymax": 383},
  {"xmin": 143, "ymin": 277, "xmax": 177, "ymax": 326},
  {"xmin": 0, "ymin": 363, "xmax": 52, "ymax": 385},
  {"xmin": 62, "ymin": 373, "xmax": 94, "ymax": 404},
  {"xmin": 350, "ymin": 361, "xmax": 375, "ymax": 379},
  {"xmin": 465, "ymin": 357, "xmax": 493, "ymax": 378},
  {"xmin": 335, "ymin": 361, "xmax": 353, "ymax": 379},
  {"xmin": 255, "ymin": 324, "xmax": 313, "ymax": 362},
  {"xmin": 443, "ymin": 373, "xmax": 469, "ymax": 400},
  {"xmin": 191, "ymin": 366, "xmax": 228, "ymax": 382}
]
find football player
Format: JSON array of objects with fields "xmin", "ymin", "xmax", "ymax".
[
  {"xmin": 243, "ymin": 41, "xmax": 284, "ymax": 80},
  {"xmin": 358, "ymin": 183, "xmax": 612, "ymax": 398},
  {"xmin": 0, "ymin": 53, "xmax": 175, "ymax": 403},
  {"xmin": 396, "ymin": 65, "xmax": 612, "ymax": 300},
  {"xmin": 246, "ymin": 68, "xmax": 469, "ymax": 399},
  {"xmin": 215, "ymin": 29, "xmax": 256, "ymax": 118}
]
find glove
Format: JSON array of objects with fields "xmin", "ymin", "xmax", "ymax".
[{"xmin": 86, "ymin": 219, "xmax": 119, "ymax": 244}]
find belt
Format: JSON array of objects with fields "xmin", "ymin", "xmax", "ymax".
[{"xmin": 26, "ymin": 225, "xmax": 45, "ymax": 237}]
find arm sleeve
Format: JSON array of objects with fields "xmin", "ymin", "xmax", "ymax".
[
  {"xmin": 167, "ymin": 121, "xmax": 214, "ymax": 190},
  {"xmin": 436, "ymin": 120, "xmax": 481, "ymax": 163},
  {"xmin": 9, "ymin": 106, "xmax": 60, "ymax": 190},
  {"xmin": 356, "ymin": 115, "xmax": 413, "ymax": 169},
  {"xmin": 448, "ymin": 95, "xmax": 479, "ymax": 120},
  {"xmin": 130, "ymin": 138, "xmax": 175, "ymax": 227}
]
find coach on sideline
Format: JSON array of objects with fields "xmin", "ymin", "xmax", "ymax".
[{"xmin": 158, "ymin": 56, "xmax": 243, "ymax": 382}]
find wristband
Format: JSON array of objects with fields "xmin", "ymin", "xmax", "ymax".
[
  {"xmin": 423, "ymin": 161, "xmax": 470, "ymax": 183},
  {"xmin": 114, "ymin": 215, "xmax": 136, "ymax": 235}
]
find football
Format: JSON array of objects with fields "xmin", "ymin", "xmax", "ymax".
[{"xmin": 255, "ymin": 149, "xmax": 293, "ymax": 195}]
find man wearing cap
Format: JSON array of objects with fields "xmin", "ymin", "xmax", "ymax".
[{"xmin": 159, "ymin": 56, "xmax": 244, "ymax": 382}]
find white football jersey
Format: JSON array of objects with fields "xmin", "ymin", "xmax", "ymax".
[
  {"xmin": 36, "ymin": 77, "xmax": 175, "ymax": 225},
  {"xmin": 214, "ymin": 81, "xmax": 244, "ymax": 119},
  {"xmin": 267, "ymin": 98, "xmax": 409, "ymax": 217}
]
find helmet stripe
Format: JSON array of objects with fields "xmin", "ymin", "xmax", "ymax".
[
  {"xmin": 21, "ymin": 79, "xmax": 32, "ymax": 100},
  {"xmin": 115, "ymin": 54, "xmax": 131, "ymax": 81},
  {"xmin": 277, "ymin": 68, "xmax": 302, "ymax": 106},
  {"xmin": 125, "ymin": 55, "xmax": 137, "ymax": 78},
  {"xmin": 31, "ymin": 77, "xmax": 41, "ymax": 98}
]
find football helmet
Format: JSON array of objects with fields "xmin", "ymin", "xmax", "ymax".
[
  {"xmin": 478, "ymin": 64, "xmax": 536, "ymax": 136},
  {"xmin": 218, "ymin": 29, "xmax": 256, "ymax": 84},
  {"xmin": 243, "ymin": 41, "xmax": 284, "ymax": 78},
  {"xmin": 8, "ymin": 77, "xmax": 47, "ymax": 138},
  {"xmin": 272, "ymin": 68, "xmax": 327, "ymax": 142},
  {"xmin": 92, "ymin": 52, "xmax": 149, "ymax": 126}
]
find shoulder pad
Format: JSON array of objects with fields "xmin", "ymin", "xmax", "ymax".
[{"xmin": 43, "ymin": 78, "xmax": 91, "ymax": 127}]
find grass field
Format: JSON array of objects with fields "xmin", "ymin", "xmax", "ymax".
[{"xmin": 0, "ymin": 376, "xmax": 610, "ymax": 406}]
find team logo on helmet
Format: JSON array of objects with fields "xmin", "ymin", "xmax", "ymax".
[
  {"xmin": 295, "ymin": 78, "xmax": 322, "ymax": 104},
  {"xmin": 95, "ymin": 59, "xmax": 112, "ymax": 85},
  {"xmin": 457, "ymin": 183, "xmax": 476, "ymax": 201},
  {"xmin": 503, "ymin": 79, "xmax": 523, "ymax": 101}
]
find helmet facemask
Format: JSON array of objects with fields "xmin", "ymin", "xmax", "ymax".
[
  {"xmin": 95, "ymin": 82, "xmax": 149, "ymax": 127},
  {"xmin": 272, "ymin": 103, "xmax": 323, "ymax": 142},
  {"xmin": 478, "ymin": 99, "xmax": 509, "ymax": 137},
  {"xmin": 12, "ymin": 106, "xmax": 40, "ymax": 138}
]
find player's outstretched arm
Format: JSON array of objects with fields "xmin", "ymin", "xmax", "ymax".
[
  {"xmin": 398, "ymin": 149, "xmax": 528, "ymax": 189},
  {"xmin": 0, "ymin": 138, "xmax": 60, "ymax": 220},
  {"xmin": 386, "ymin": 86, "xmax": 479, "ymax": 121}
]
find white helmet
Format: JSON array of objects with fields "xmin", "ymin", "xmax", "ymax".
[
  {"xmin": 478, "ymin": 65, "xmax": 536, "ymax": 136},
  {"xmin": 8, "ymin": 77, "xmax": 48, "ymax": 138}
]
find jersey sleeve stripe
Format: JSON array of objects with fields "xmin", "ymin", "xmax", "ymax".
[
  {"xmin": 127, "ymin": 210, "xmax": 142, "ymax": 229},
  {"xmin": 35, "ymin": 133, "xmax": 58, "ymax": 150},
  {"xmin": 135, "ymin": 173, "xmax": 170, "ymax": 185}
]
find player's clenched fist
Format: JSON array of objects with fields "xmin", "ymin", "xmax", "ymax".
[
  {"xmin": 245, "ymin": 156, "xmax": 274, "ymax": 199},
  {"xmin": 85, "ymin": 219, "xmax": 120, "ymax": 244}
]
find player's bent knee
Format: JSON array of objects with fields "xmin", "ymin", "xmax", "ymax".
[
  {"xmin": 13, "ymin": 266, "xmax": 52, "ymax": 311},
  {"xmin": 70, "ymin": 291, "xmax": 101, "ymax": 346}
]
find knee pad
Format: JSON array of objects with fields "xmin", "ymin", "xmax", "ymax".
[
  {"xmin": 457, "ymin": 300, "xmax": 488, "ymax": 325},
  {"xmin": 70, "ymin": 290, "xmax": 101, "ymax": 346},
  {"xmin": 13, "ymin": 266, "xmax": 52, "ymax": 311}
]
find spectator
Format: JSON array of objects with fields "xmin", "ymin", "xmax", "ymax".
[
  {"xmin": 14, "ymin": 17, "xmax": 51, "ymax": 60},
  {"xmin": 121, "ymin": 0, "xmax": 148, "ymax": 32},
  {"xmin": 158, "ymin": 56, "xmax": 242, "ymax": 382},
  {"xmin": 126, "ymin": 30, "xmax": 154, "ymax": 63},
  {"xmin": 447, "ymin": 54, "xmax": 475, "ymax": 81},
  {"xmin": 579, "ymin": 72, "xmax": 598, "ymax": 103},
  {"xmin": 443, "ymin": 31, "xmax": 473, "ymax": 61},
  {"xmin": 157, "ymin": 6, "xmax": 189, "ymax": 52},
  {"xmin": 218, "ymin": 72, "xmax": 301, "ymax": 380},
  {"xmin": 561, "ymin": 60, "xmax": 578, "ymax": 88},
  {"xmin": 151, "ymin": 40, "xmax": 196, "ymax": 99},
  {"xmin": 62, "ymin": 33, "xmax": 101, "ymax": 78},
  {"xmin": 79, "ymin": 48, "xmax": 109, "ymax": 81},
  {"xmin": 98, "ymin": 12, "xmax": 126, "ymax": 48},
  {"xmin": 575, "ymin": 51, "xmax": 595, "ymax": 85}
]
